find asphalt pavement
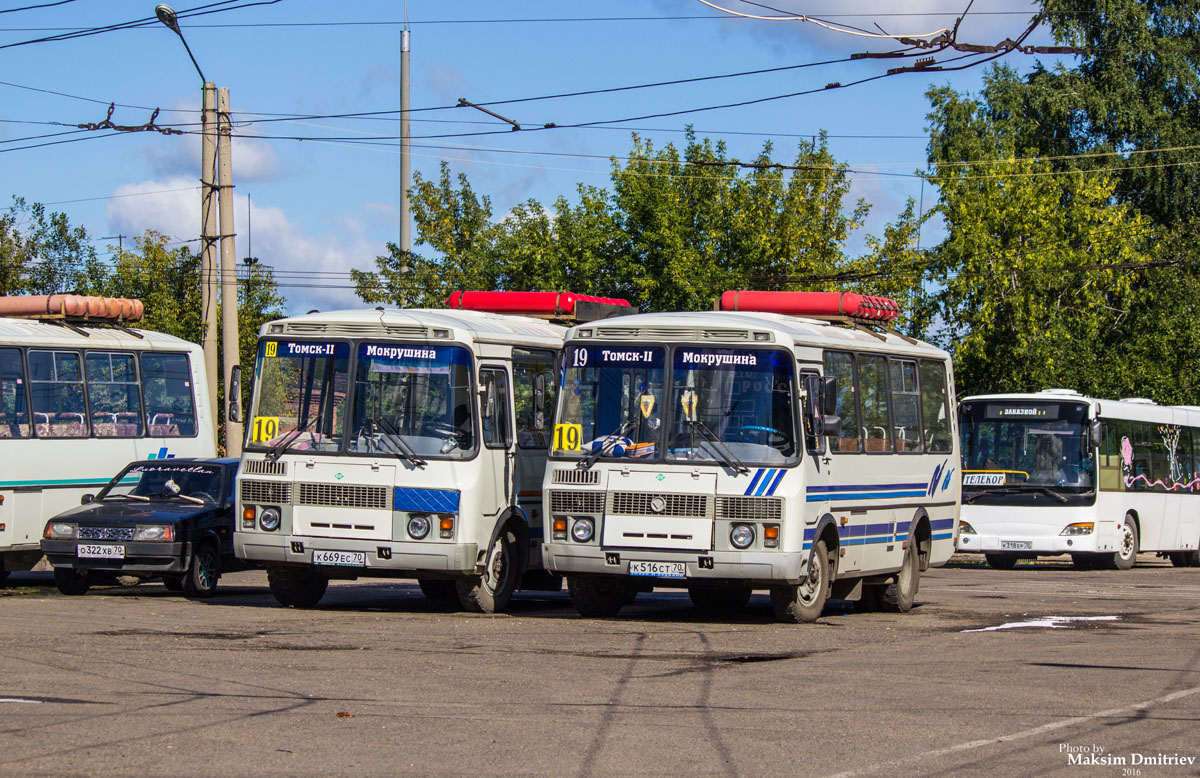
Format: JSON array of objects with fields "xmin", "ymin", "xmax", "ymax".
[{"xmin": 1, "ymin": 554, "xmax": 1198, "ymax": 777}]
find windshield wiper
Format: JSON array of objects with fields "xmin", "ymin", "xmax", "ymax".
[
  {"xmin": 104, "ymin": 493, "xmax": 149, "ymax": 502},
  {"xmin": 579, "ymin": 419, "xmax": 637, "ymax": 470},
  {"xmin": 165, "ymin": 493, "xmax": 205, "ymax": 505},
  {"xmin": 372, "ymin": 416, "xmax": 427, "ymax": 468},
  {"xmin": 687, "ymin": 420, "xmax": 751, "ymax": 475},
  {"xmin": 265, "ymin": 416, "xmax": 316, "ymax": 463}
]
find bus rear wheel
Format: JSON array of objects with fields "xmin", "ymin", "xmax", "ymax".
[
  {"xmin": 881, "ymin": 540, "xmax": 920, "ymax": 613},
  {"xmin": 267, "ymin": 566, "xmax": 328, "ymax": 608},
  {"xmin": 568, "ymin": 574, "xmax": 626, "ymax": 618},
  {"xmin": 1169, "ymin": 551, "xmax": 1199, "ymax": 567},
  {"xmin": 771, "ymin": 539, "xmax": 830, "ymax": 623},
  {"xmin": 984, "ymin": 553, "xmax": 1019, "ymax": 570}
]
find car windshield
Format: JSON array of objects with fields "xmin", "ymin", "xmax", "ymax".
[
  {"xmin": 100, "ymin": 463, "xmax": 224, "ymax": 504},
  {"xmin": 347, "ymin": 343, "xmax": 476, "ymax": 459},
  {"xmin": 666, "ymin": 348, "xmax": 796, "ymax": 465},
  {"xmin": 959, "ymin": 401, "xmax": 1093, "ymax": 491},
  {"xmin": 245, "ymin": 340, "xmax": 350, "ymax": 454},
  {"xmin": 552, "ymin": 345, "xmax": 665, "ymax": 461}
]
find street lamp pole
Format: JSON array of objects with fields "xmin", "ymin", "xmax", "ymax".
[{"xmin": 156, "ymin": 4, "xmax": 240, "ymax": 454}]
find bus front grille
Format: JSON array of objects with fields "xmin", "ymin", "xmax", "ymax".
[
  {"xmin": 610, "ymin": 492, "xmax": 709, "ymax": 518},
  {"xmin": 549, "ymin": 490, "xmax": 605, "ymax": 514},
  {"xmin": 716, "ymin": 496, "xmax": 782, "ymax": 522},
  {"xmin": 240, "ymin": 480, "xmax": 293, "ymax": 505},
  {"xmin": 297, "ymin": 482, "xmax": 389, "ymax": 510}
]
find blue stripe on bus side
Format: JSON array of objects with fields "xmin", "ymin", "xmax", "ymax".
[
  {"xmin": 807, "ymin": 482, "xmax": 926, "ymax": 493},
  {"xmin": 806, "ymin": 490, "xmax": 928, "ymax": 502}
]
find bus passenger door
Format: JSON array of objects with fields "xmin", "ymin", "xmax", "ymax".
[
  {"xmin": 802, "ymin": 366, "xmax": 862, "ymax": 573},
  {"xmin": 479, "ymin": 366, "xmax": 514, "ymax": 519}
]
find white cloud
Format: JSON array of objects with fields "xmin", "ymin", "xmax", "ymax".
[{"xmin": 105, "ymin": 179, "xmax": 379, "ymax": 314}]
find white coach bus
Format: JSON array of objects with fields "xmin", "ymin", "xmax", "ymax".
[
  {"xmin": 542, "ymin": 291, "xmax": 960, "ymax": 622},
  {"xmin": 0, "ymin": 296, "xmax": 217, "ymax": 581},
  {"xmin": 958, "ymin": 389, "xmax": 1200, "ymax": 569},
  {"xmin": 234, "ymin": 292, "xmax": 632, "ymax": 612}
]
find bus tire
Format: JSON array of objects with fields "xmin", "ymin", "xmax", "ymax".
[
  {"xmin": 53, "ymin": 567, "xmax": 90, "ymax": 596},
  {"xmin": 771, "ymin": 539, "xmax": 830, "ymax": 623},
  {"xmin": 687, "ymin": 582, "xmax": 752, "ymax": 617},
  {"xmin": 881, "ymin": 541, "xmax": 920, "ymax": 612},
  {"xmin": 984, "ymin": 553, "xmax": 1019, "ymax": 570},
  {"xmin": 183, "ymin": 541, "xmax": 220, "ymax": 599},
  {"xmin": 457, "ymin": 528, "xmax": 518, "ymax": 614},
  {"xmin": 1169, "ymin": 550, "xmax": 1199, "ymax": 567},
  {"xmin": 1109, "ymin": 515, "xmax": 1139, "ymax": 570},
  {"xmin": 267, "ymin": 566, "xmax": 328, "ymax": 608},
  {"xmin": 418, "ymin": 578, "xmax": 458, "ymax": 602},
  {"xmin": 568, "ymin": 574, "xmax": 626, "ymax": 618}
]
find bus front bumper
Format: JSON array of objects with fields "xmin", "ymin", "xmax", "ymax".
[
  {"xmin": 235, "ymin": 532, "xmax": 479, "ymax": 575},
  {"xmin": 543, "ymin": 542, "xmax": 809, "ymax": 585}
]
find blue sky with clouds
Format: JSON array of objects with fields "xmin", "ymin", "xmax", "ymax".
[{"xmin": 1, "ymin": 0, "xmax": 1061, "ymax": 314}]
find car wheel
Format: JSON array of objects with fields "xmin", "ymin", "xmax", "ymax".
[
  {"xmin": 687, "ymin": 582, "xmax": 752, "ymax": 617},
  {"xmin": 881, "ymin": 540, "xmax": 920, "ymax": 613},
  {"xmin": 456, "ymin": 528, "xmax": 518, "ymax": 613},
  {"xmin": 771, "ymin": 539, "xmax": 831, "ymax": 623},
  {"xmin": 267, "ymin": 565, "xmax": 329, "ymax": 608},
  {"xmin": 568, "ymin": 574, "xmax": 626, "ymax": 618},
  {"xmin": 53, "ymin": 567, "xmax": 90, "ymax": 596},
  {"xmin": 183, "ymin": 542, "xmax": 220, "ymax": 599},
  {"xmin": 985, "ymin": 553, "xmax": 1019, "ymax": 570}
]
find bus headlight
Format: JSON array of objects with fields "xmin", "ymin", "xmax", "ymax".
[
  {"xmin": 44, "ymin": 521, "xmax": 77, "ymax": 539},
  {"xmin": 730, "ymin": 524, "xmax": 755, "ymax": 549},
  {"xmin": 133, "ymin": 524, "xmax": 174, "ymax": 542},
  {"xmin": 1060, "ymin": 522, "xmax": 1094, "ymax": 536},
  {"xmin": 571, "ymin": 517, "xmax": 595, "ymax": 543},
  {"xmin": 258, "ymin": 507, "xmax": 281, "ymax": 532},
  {"xmin": 407, "ymin": 514, "xmax": 431, "ymax": 540},
  {"xmin": 959, "ymin": 520, "xmax": 977, "ymax": 534}
]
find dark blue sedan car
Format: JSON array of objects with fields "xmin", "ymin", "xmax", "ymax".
[{"xmin": 41, "ymin": 458, "xmax": 244, "ymax": 598}]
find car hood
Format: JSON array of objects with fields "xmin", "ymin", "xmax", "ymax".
[{"xmin": 53, "ymin": 501, "xmax": 220, "ymax": 526}]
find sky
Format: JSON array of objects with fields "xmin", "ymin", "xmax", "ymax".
[{"xmin": 0, "ymin": 0, "xmax": 1065, "ymax": 315}]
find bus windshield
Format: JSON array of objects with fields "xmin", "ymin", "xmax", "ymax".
[
  {"xmin": 348, "ymin": 343, "xmax": 475, "ymax": 459},
  {"xmin": 245, "ymin": 340, "xmax": 349, "ymax": 453},
  {"xmin": 553, "ymin": 345, "xmax": 665, "ymax": 461},
  {"xmin": 667, "ymin": 347, "xmax": 796, "ymax": 465},
  {"xmin": 959, "ymin": 400, "xmax": 1094, "ymax": 493}
]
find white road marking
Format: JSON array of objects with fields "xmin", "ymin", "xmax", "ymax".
[
  {"xmin": 820, "ymin": 684, "xmax": 1200, "ymax": 778},
  {"xmin": 962, "ymin": 615, "xmax": 1120, "ymax": 632},
  {"xmin": 0, "ymin": 697, "xmax": 43, "ymax": 704}
]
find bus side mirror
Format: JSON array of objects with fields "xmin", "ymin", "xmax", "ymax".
[
  {"xmin": 1091, "ymin": 419, "xmax": 1103, "ymax": 448},
  {"xmin": 819, "ymin": 375, "xmax": 842, "ymax": 437},
  {"xmin": 481, "ymin": 378, "xmax": 496, "ymax": 419},
  {"xmin": 228, "ymin": 365, "xmax": 243, "ymax": 423},
  {"xmin": 532, "ymin": 374, "xmax": 546, "ymax": 431}
]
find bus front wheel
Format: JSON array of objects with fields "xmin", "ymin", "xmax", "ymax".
[
  {"xmin": 457, "ymin": 528, "xmax": 519, "ymax": 613},
  {"xmin": 984, "ymin": 553, "xmax": 1019, "ymax": 570},
  {"xmin": 1108, "ymin": 516, "xmax": 1139, "ymax": 570},
  {"xmin": 267, "ymin": 566, "xmax": 328, "ymax": 608},
  {"xmin": 568, "ymin": 574, "xmax": 626, "ymax": 618},
  {"xmin": 881, "ymin": 540, "xmax": 920, "ymax": 612},
  {"xmin": 771, "ymin": 539, "xmax": 831, "ymax": 623}
]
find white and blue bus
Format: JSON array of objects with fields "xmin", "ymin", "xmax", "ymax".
[
  {"xmin": 542, "ymin": 291, "xmax": 960, "ymax": 622},
  {"xmin": 958, "ymin": 389, "xmax": 1200, "ymax": 569},
  {"xmin": 0, "ymin": 303, "xmax": 216, "ymax": 581}
]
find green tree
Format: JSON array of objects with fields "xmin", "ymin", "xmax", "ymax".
[{"xmin": 0, "ymin": 197, "xmax": 103, "ymax": 295}]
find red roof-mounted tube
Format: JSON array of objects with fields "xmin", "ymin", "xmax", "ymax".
[
  {"xmin": 0, "ymin": 295, "xmax": 145, "ymax": 322},
  {"xmin": 719, "ymin": 291, "xmax": 900, "ymax": 323},
  {"xmin": 444, "ymin": 291, "xmax": 632, "ymax": 316}
]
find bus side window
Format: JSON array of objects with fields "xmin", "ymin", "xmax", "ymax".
[
  {"xmin": 800, "ymin": 368, "xmax": 824, "ymax": 454},
  {"xmin": 513, "ymin": 349, "xmax": 556, "ymax": 449},
  {"xmin": 86, "ymin": 352, "xmax": 143, "ymax": 438},
  {"xmin": 0, "ymin": 348, "xmax": 30, "ymax": 439},
  {"xmin": 858, "ymin": 354, "xmax": 892, "ymax": 453},
  {"xmin": 480, "ymin": 368, "xmax": 512, "ymax": 449},
  {"xmin": 889, "ymin": 359, "xmax": 921, "ymax": 452},
  {"xmin": 29, "ymin": 350, "xmax": 87, "ymax": 438},
  {"xmin": 919, "ymin": 360, "xmax": 952, "ymax": 453},
  {"xmin": 142, "ymin": 353, "xmax": 198, "ymax": 437},
  {"xmin": 822, "ymin": 351, "xmax": 860, "ymax": 453}
]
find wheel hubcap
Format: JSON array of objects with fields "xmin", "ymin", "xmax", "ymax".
[{"xmin": 483, "ymin": 538, "xmax": 506, "ymax": 594}]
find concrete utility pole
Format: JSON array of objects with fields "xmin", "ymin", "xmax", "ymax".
[
  {"xmin": 400, "ymin": 28, "xmax": 411, "ymax": 255},
  {"xmin": 200, "ymin": 82, "xmax": 219, "ymax": 422},
  {"xmin": 216, "ymin": 87, "xmax": 242, "ymax": 455}
]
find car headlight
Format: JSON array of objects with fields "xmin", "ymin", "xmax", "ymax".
[
  {"xmin": 133, "ymin": 524, "xmax": 175, "ymax": 542},
  {"xmin": 407, "ymin": 514, "xmax": 431, "ymax": 540},
  {"xmin": 1060, "ymin": 522, "xmax": 1094, "ymax": 536},
  {"xmin": 258, "ymin": 507, "xmax": 281, "ymax": 532},
  {"xmin": 959, "ymin": 520, "xmax": 977, "ymax": 534},
  {"xmin": 730, "ymin": 523, "xmax": 755, "ymax": 549},
  {"xmin": 44, "ymin": 522, "xmax": 77, "ymax": 539},
  {"xmin": 571, "ymin": 517, "xmax": 595, "ymax": 543}
]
